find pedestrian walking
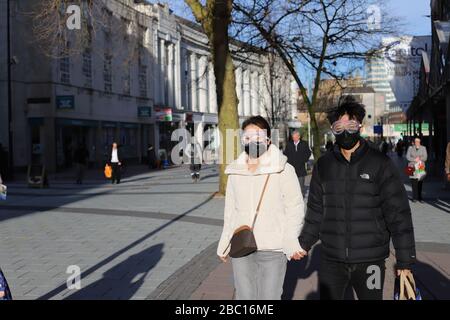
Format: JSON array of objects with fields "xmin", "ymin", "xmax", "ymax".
[
  {"xmin": 406, "ymin": 137, "xmax": 428, "ymax": 202},
  {"xmin": 379, "ymin": 138, "xmax": 389, "ymax": 155},
  {"xmin": 73, "ymin": 143, "xmax": 89, "ymax": 184},
  {"xmin": 396, "ymin": 139, "xmax": 404, "ymax": 158},
  {"xmin": 188, "ymin": 142, "xmax": 202, "ymax": 183},
  {"xmin": 147, "ymin": 144, "xmax": 157, "ymax": 169},
  {"xmin": 283, "ymin": 130, "xmax": 311, "ymax": 198},
  {"xmin": 217, "ymin": 116, "xmax": 306, "ymax": 300},
  {"xmin": 109, "ymin": 142, "xmax": 123, "ymax": 184},
  {"xmin": 298, "ymin": 98, "xmax": 416, "ymax": 300}
]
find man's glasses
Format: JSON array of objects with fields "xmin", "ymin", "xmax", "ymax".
[{"xmin": 331, "ymin": 120, "xmax": 361, "ymax": 135}]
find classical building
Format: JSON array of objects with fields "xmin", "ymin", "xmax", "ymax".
[{"xmin": 0, "ymin": 0, "xmax": 298, "ymax": 173}]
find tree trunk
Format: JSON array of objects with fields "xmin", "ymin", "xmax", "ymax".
[
  {"xmin": 185, "ymin": 0, "xmax": 240, "ymax": 195},
  {"xmin": 210, "ymin": 3, "xmax": 239, "ymax": 195}
]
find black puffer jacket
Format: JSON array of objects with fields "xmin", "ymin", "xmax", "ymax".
[{"xmin": 299, "ymin": 139, "xmax": 416, "ymax": 269}]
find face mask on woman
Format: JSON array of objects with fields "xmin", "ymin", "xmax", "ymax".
[{"xmin": 244, "ymin": 141, "xmax": 268, "ymax": 158}]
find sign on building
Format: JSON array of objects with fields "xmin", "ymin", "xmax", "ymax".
[
  {"xmin": 382, "ymin": 36, "xmax": 432, "ymax": 111},
  {"xmin": 154, "ymin": 107, "xmax": 173, "ymax": 121},
  {"xmin": 56, "ymin": 95, "xmax": 75, "ymax": 110}
]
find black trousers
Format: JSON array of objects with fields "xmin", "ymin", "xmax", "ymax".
[
  {"xmin": 411, "ymin": 179, "xmax": 423, "ymax": 200},
  {"xmin": 319, "ymin": 258, "xmax": 385, "ymax": 300},
  {"xmin": 111, "ymin": 163, "xmax": 121, "ymax": 183}
]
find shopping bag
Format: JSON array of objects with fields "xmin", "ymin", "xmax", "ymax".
[
  {"xmin": 404, "ymin": 166, "xmax": 414, "ymax": 176},
  {"xmin": 413, "ymin": 161, "xmax": 427, "ymax": 181},
  {"xmin": 394, "ymin": 271, "xmax": 422, "ymax": 300},
  {"xmin": 0, "ymin": 184, "xmax": 6, "ymax": 201},
  {"xmin": 104, "ymin": 164, "xmax": 112, "ymax": 179},
  {"xmin": 0, "ymin": 268, "xmax": 12, "ymax": 300}
]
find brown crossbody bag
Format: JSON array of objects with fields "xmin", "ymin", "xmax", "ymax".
[{"xmin": 223, "ymin": 175, "xmax": 270, "ymax": 258}]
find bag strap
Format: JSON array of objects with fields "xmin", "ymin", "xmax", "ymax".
[{"xmin": 251, "ymin": 174, "xmax": 270, "ymax": 230}]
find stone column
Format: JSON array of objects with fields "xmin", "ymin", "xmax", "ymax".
[
  {"xmin": 160, "ymin": 38, "xmax": 166, "ymax": 105},
  {"xmin": 251, "ymin": 71, "xmax": 259, "ymax": 116},
  {"xmin": 167, "ymin": 42, "xmax": 175, "ymax": 108},
  {"xmin": 236, "ymin": 67, "xmax": 243, "ymax": 116},
  {"xmin": 190, "ymin": 52, "xmax": 198, "ymax": 112},
  {"xmin": 243, "ymin": 69, "xmax": 251, "ymax": 116},
  {"xmin": 209, "ymin": 62, "xmax": 217, "ymax": 114},
  {"xmin": 198, "ymin": 56, "xmax": 208, "ymax": 113}
]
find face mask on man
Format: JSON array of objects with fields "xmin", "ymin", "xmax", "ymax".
[
  {"xmin": 331, "ymin": 119, "xmax": 361, "ymax": 150},
  {"xmin": 334, "ymin": 131, "xmax": 360, "ymax": 150},
  {"xmin": 244, "ymin": 141, "xmax": 268, "ymax": 158}
]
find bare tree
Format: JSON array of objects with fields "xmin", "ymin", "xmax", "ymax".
[
  {"xmin": 185, "ymin": 0, "xmax": 240, "ymax": 195},
  {"xmin": 234, "ymin": 0, "xmax": 400, "ymax": 160}
]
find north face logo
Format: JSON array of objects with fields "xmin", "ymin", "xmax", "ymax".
[{"xmin": 360, "ymin": 173, "xmax": 370, "ymax": 180}]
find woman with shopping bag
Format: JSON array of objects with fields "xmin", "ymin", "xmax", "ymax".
[{"xmin": 406, "ymin": 137, "xmax": 428, "ymax": 202}]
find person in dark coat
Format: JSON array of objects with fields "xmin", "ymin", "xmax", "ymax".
[
  {"xmin": 109, "ymin": 142, "xmax": 123, "ymax": 184},
  {"xmin": 147, "ymin": 144, "xmax": 157, "ymax": 169},
  {"xmin": 298, "ymin": 98, "xmax": 416, "ymax": 300},
  {"xmin": 188, "ymin": 142, "xmax": 202, "ymax": 183},
  {"xmin": 284, "ymin": 130, "xmax": 311, "ymax": 197},
  {"xmin": 73, "ymin": 143, "xmax": 89, "ymax": 184}
]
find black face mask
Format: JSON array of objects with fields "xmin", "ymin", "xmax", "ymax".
[
  {"xmin": 334, "ymin": 131, "xmax": 360, "ymax": 150},
  {"xmin": 244, "ymin": 142, "xmax": 268, "ymax": 158}
]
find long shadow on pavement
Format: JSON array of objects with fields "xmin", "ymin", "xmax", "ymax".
[
  {"xmin": 36, "ymin": 194, "xmax": 214, "ymax": 300},
  {"xmin": 66, "ymin": 244, "xmax": 164, "ymax": 300}
]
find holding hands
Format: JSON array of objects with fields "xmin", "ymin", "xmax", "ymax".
[{"xmin": 291, "ymin": 250, "xmax": 308, "ymax": 261}]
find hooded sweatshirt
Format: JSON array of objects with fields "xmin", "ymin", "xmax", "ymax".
[{"xmin": 217, "ymin": 144, "xmax": 305, "ymax": 260}]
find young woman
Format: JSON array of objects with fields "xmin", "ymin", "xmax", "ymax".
[
  {"xmin": 217, "ymin": 116, "xmax": 306, "ymax": 300},
  {"xmin": 406, "ymin": 137, "xmax": 428, "ymax": 202}
]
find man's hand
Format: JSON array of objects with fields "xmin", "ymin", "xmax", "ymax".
[
  {"xmin": 219, "ymin": 255, "xmax": 228, "ymax": 263},
  {"xmin": 0, "ymin": 291, "xmax": 5, "ymax": 299},
  {"xmin": 291, "ymin": 250, "xmax": 308, "ymax": 260},
  {"xmin": 397, "ymin": 269, "xmax": 412, "ymax": 277}
]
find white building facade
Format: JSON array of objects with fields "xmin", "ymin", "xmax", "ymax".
[{"xmin": 1, "ymin": 0, "xmax": 298, "ymax": 172}]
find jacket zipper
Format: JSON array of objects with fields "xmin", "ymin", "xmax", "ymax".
[{"xmin": 344, "ymin": 162, "xmax": 350, "ymax": 262}]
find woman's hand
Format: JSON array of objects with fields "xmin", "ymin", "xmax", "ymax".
[
  {"xmin": 219, "ymin": 255, "xmax": 228, "ymax": 263},
  {"xmin": 291, "ymin": 250, "xmax": 308, "ymax": 260}
]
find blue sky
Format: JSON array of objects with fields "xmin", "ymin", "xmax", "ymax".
[
  {"xmin": 388, "ymin": 0, "xmax": 431, "ymax": 36},
  {"xmin": 168, "ymin": 0, "xmax": 432, "ymax": 36}
]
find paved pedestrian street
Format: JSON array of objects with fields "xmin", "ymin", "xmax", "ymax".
[
  {"xmin": 0, "ymin": 165, "xmax": 224, "ymax": 300},
  {"xmin": 0, "ymin": 161, "xmax": 449, "ymax": 300}
]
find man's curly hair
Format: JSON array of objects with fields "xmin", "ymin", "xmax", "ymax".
[{"xmin": 326, "ymin": 95, "xmax": 366, "ymax": 124}]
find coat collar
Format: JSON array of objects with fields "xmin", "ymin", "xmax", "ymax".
[
  {"xmin": 225, "ymin": 144, "xmax": 288, "ymax": 175},
  {"xmin": 332, "ymin": 138, "xmax": 369, "ymax": 164}
]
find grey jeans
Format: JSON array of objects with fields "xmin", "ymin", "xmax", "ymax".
[{"xmin": 232, "ymin": 251, "xmax": 287, "ymax": 300}]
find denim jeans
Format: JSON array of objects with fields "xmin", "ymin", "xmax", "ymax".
[{"xmin": 232, "ymin": 251, "xmax": 287, "ymax": 300}]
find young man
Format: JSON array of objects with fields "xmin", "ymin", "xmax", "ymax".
[
  {"xmin": 298, "ymin": 98, "xmax": 416, "ymax": 300},
  {"xmin": 284, "ymin": 130, "xmax": 311, "ymax": 197}
]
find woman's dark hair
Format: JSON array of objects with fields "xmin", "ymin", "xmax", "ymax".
[
  {"xmin": 327, "ymin": 95, "xmax": 366, "ymax": 124},
  {"xmin": 241, "ymin": 116, "xmax": 271, "ymax": 138}
]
